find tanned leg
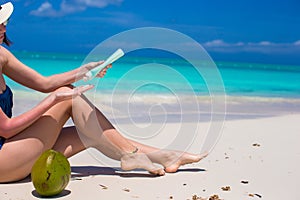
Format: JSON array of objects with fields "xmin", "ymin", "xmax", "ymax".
[
  {"xmin": 89, "ymin": 100, "xmax": 207, "ymax": 173},
  {"xmin": 70, "ymin": 93, "xmax": 165, "ymax": 175},
  {"xmin": 0, "ymin": 99, "xmax": 73, "ymax": 182},
  {"xmin": 0, "ymin": 86, "xmax": 205, "ymax": 182}
]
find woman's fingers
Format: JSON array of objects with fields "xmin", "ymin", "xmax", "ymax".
[
  {"xmin": 83, "ymin": 61, "xmax": 104, "ymax": 70},
  {"xmin": 54, "ymin": 85, "xmax": 94, "ymax": 102},
  {"xmin": 76, "ymin": 85, "xmax": 94, "ymax": 94},
  {"xmin": 96, "ymin": 64, "xmax": 112, "ymax": 78},
  {"xmin": 80, "ymin": 61, "xmax": 112, "ymax": 81}
]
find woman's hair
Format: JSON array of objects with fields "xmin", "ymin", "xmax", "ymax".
[{"xmin": 3, "ymin": 33, "xmax": 12, "ymax": 46}]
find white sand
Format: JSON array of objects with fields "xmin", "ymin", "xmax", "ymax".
[{"xmin": 0, "ymin": 114, "xmax": 299, "ymax": 199}]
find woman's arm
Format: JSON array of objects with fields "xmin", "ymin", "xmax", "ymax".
[
  {"xmin": 0, "ymin": 85, "xmax": 93, "ymax": 139},
  {"xmin": 0, "ymin": 93, "xmax": 57, "ymax": 138},
  {"xmin": 1, "ymin": 47, "xmax": 103, "ymax": 93}
]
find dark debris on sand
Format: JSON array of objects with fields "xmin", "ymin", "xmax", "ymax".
[
  {"xmin": 221, "ymin": 186, "xmax": 231, "ymax": 191},
  {"xmin": 99, "ymin": 184, "xmax": 108, "ymax": 189},
  {"xmin": 187, "ymin": 194, "xmax": 221, "ymax": 200}
]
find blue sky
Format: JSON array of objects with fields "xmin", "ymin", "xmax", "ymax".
[{"xmin": 4, "ymin": 0, "xmax": 300, "ymax": 65}]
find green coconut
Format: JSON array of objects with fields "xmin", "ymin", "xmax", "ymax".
[{"xmin": 31, "ymin": 149, "xmax": 71, "ymax": 197}]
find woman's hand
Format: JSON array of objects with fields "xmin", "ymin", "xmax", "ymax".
[
  {"xmin": 96, "ymin": 64, "xmax": 112, "ymax": 78},
  {"xmin": 51, "ymin": 85, "xmax": 94, "ymax": 104},
  {"xmin": 79, "ymin": 61, "xmax": 112, "ymax": 80}
]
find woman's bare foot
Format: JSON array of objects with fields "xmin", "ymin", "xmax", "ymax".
[
  {"xmin": 147, "ymin": 150, "xmax": 208, "ymax": 173},
  {"xmin": 120, "ymin": 153, "xmax": 165, "ymax": 176}
]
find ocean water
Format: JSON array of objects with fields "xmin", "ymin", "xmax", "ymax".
[
  {"xmin": 7, "ymin": 51, "xmax": 300, "ymax": 97},
  {"xmin": 5, "ymin": 51, "xmax": 300, "ymax": 120}
]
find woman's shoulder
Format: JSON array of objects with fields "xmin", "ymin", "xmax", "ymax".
[
  {"xmin": 0, "ymin": 46, "xmax": 13, "ymax": 66},
  {"xmin": 0, "ymin": 46, "xmax": 8, "ymax": 66},
  {"xmin": 0, "ymin": 46, "xmax": 11, "ymax": 56},
  {"xmin": 0, "ymin": 46, "xmax": 10, "ymax": 57}
]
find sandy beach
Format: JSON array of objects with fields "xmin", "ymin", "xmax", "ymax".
[
  {"xmin": 0, "ymin": 91, "xmax": 300, "ymax": 199},
  {"xmin": 0, "ymin": 0, "xmax": 299, "ymax": 198}
]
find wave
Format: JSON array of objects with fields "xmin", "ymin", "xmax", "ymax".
[
  {"xmin": 10, "ymin": 89, "xmax": 300, "ymax": 123},
  {"xmin": 11, "ymin": 88, "xmax": 300, "ymax": 104}
]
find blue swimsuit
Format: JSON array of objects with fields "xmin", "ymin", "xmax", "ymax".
[{"xmin": 0, "ymin": 85, "xmax": 13, "ymax": 150}]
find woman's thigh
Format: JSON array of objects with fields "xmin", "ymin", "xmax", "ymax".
[{"xmin": 0, "ymin": 100, "xmax": 72, "ymax": 182}]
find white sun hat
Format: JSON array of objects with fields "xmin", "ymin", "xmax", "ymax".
[{"xmin": 0, "ymin": 2, "xmax": 13, "ymax": 25}]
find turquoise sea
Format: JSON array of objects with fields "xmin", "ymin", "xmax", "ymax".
[
  {"xmin": 7, "ymin": 51, "xmax": 300, "ymax": 97},
  {"xmin": 5, "ymin": 51, "xmax": 300, "ymax": 120}
]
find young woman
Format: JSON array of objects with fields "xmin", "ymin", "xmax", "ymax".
[{"xmin": 0, "ymin": 2, "xmax": 206, "ymax": 183}]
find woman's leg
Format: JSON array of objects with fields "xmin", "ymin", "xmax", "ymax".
[
  {"xmin": 0, "ymin": 96, "xmax": 114, "ymax": 182},
  {"xmin": 70, "ymin": 92, "xmax": 165, "ymax": 175},
  {"xmin": 0, "ymin": 86, "xmax": 205, "ymax": 182},
  {"xmin": 52, "ymin": 126, "xmax": 86, "ymax": 158},
  {"xmin": 54, "ymin": 94, "xmax": 206, "ymax": 174},
  {"xmin": 76, "ymin": 95, "xmax": 207, "ymax": 173},
  {"xmin": 124, "ymin": 139, "xmax": 208, "ymax": 173},
  {"xmin": 0, "ymin": 86, "xmax": 166, "ymax": 182},
  {"xmin": 0, "ymin": 99, "xmax": 73, "ymax": 182}
]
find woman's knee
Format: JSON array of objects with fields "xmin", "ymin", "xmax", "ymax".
[
  {"xmin": 54, "ymin": 85, "xmax": 74, "ymax": 92},
  {"xmin": 51, "ymin": 86, "xmax": 75, "ymax": 113}
]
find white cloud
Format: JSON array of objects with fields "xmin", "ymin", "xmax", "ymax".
[
  {"xmin": 257, "ymin": 41, "xmax": 273, "ymax": 46},
  {"xmin": 294, "ymin": 40, "xmax": 300, "ymax": 46},
  {"xmin": 204, "ymin": 40, "xmax": 245, "ymax": 48},
  {"xmin": 203, "ymin": 39, "xmax": 300, "ymax": 54},
  {"xmin": 204, "ymin": 40, "xmax": 228, "ymax": 47},
  {"xmin": 30, "ymin": 0, "xmax": 124, "ymax": 17},
  {"xmin": 30, "ymin": 2, "xmax": 61, "ymax": 17},
  {"xmin": 35, "ymin": 2, "xmax": 52, "ymax": 11},
  {"xmin": 73, "ymin": 0, "xmax": 123, "ymax": 8}
]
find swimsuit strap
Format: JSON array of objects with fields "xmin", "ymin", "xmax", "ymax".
[
  {"xmin": 0, "ymin": 85, "xmax": 13, "ymax": 118},
  {"xmin": 0, "ymin": 85, "xmax": 13, "ymax": 149}
]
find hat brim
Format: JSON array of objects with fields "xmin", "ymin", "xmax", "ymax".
[{"xmin": 0, "ymin": 2, "xmax": 14, "ymax": 25}]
